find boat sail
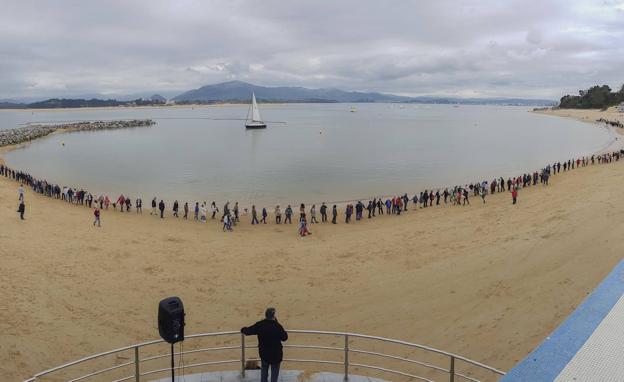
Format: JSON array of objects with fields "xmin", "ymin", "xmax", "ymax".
[{"xmin": 245, "ymin": 92, "xmax": 267, "ymax": 129}]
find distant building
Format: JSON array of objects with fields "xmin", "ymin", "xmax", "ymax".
[{"xmin": 619, "ymin": 102, "xmax": 624, "ymax": 113}]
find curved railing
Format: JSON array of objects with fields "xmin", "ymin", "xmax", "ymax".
[{"xmin": 23, "ymin": 330, "xmax": 505, "ymax": 382}]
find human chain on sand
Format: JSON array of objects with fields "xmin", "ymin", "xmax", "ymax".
[
  {"xmin": 597, "ymin": 118, "xmax": 624, "ymax": 129},
  {"xmin": 3, "ymin": 150, "xmax": 622, "ymax": 237},
  {"xmin": 0, "ymin": 119, "xmax": 155, "ymax": 147}
]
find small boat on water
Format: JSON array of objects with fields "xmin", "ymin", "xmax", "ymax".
[{"xmin": 245, "ymin": 92, "xmax": 266, "ymax": 129}]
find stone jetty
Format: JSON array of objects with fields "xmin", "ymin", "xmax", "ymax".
[{"xmin": 0, "ymin": 119, "xmax": 155, "ymax": 147}]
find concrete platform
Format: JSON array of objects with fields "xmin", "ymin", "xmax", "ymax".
[
  {"xmin": 153, "ymin": 370, "xmax": 389, "ymax": 382},
  {"xmin": 502, "ymin": 259, "xmax": 624, "ymax": 381}
]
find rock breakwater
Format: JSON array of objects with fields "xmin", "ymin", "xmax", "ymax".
[{"xmin": 0, "ymin": 119, "xmax": 155, "ymax": 147}]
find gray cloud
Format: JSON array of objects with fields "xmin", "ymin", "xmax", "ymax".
[{"xmin": 0, "ymin": 0, "xmax": 623, "ymax": 100}]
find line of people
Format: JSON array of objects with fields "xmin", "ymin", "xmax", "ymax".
[{"xmin": 2, "ymin": 151, "xmax": 621, "ymax": 232}]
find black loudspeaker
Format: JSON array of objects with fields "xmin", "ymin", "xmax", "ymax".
[{"xmin": 158, "ymin": 297, "xmax": 185, "ymax": 344}]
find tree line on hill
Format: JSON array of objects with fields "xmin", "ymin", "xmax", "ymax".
[
  {"xmin": 27, "ymin": 98, "xmax": 166, "ymax": 109},
  {"xmin": 559, "ymin": 84, "xmax": 624, "ymax": 109},
  {"xmin": 0, "ymin": 97, "xmax": 167, "ymax": 109}
]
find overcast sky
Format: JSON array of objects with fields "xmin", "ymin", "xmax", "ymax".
[{"xmin": 1, "ymin": 0, "xmax": 623, "ymax": 100}]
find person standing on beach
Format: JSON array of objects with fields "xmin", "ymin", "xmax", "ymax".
[
  {"xmin": 194, "ymin": 202, "xmax": 199, "ymax": 220},
  {"xmin": 310, "ymin": 204, "xmax": 318, "ymax": 223},
  {"xmin": 285, "ymin": 205, "xmax": 293, "ymax": 224},
  {"xmin": 201, "ymin": 203, "xmax": 207, "ymax": 222},
  {"xmin": 93, "ymin": 207, "xmax": 101, "ymax": 227},
  {"xmin": 223, "ymin": 213, "xmax": 232, "ymax": 231},
  {"xmin": 211, "ymin": 202, "xmax": 218, "ymax": 219},
  {"xmin": 332, "ymin": 205, "xmax": 338, "ymax": 224},
  {"xmin": 117, "ymin": 195, "xmax": 125, "ymax": 212},
  {"xmin": 463, "ymin": 188, "xmax": 470, "ymax": 205},
  {"xmin": 320, "ymin": 203, "xmax": 327, "ymax": 222},
  {"xmin": 136, "ymin": 197, "xmax": 142, "ymax": 213},
  {"xmin": 159, "ymin": 200, "xmax": 165, "ymax": 219},
  {"xmin": 275, "ymin": 205, "xmax": 282, "ymax": 224},
  {"xmin": 222, "ymin": 202, "xmax": 229, "ymax": 221},
  {"xmin": 183, "ymin": 202, "xmax": 189, "ymax": 219},
  {"xmin": 241, "ymin": 308, "xmax": 288, "ymax": 382},
  {"xmin": 151, "ymin": 198, "xmax": 157, "ymax": 215},
  {"xmin": 512, "ymin": 188, "xmax": 518, "ymax": 204},
  {"xmin": 18, "ymin": 184, "xmax": 24, "ymax": 201},
  {"xmin": 299, "ymin": 203, "xmax": 306, "ymax": 221},
  {"xmin": 234, "ymin": 202, "xmax": 240, "ymax": 222},
  {"xmin": 173, "ymin": 200, "xmax": 179, "ymax": 218},
  {"xmin": 17, "ymin": 200, "xmax": 25, "ymax": 220},
  {"xmin": 262, "ymin": 207, "xmax": 268, "ymax": 224},
  {"xmin": 251, "ymin": 205, "xmax": 259, "ymax": 225}
]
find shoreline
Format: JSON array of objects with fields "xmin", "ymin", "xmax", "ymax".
[
  {"xmin": 0, "ymin": 109, "xmax": 620, "ymax": 211},
  {"xmin": 533, "ymin": 106, "xmax": 624, "ymax": 154},
  {"xmin": 1, "ymin": 110, "xmax": 622, "ymax": 211}
]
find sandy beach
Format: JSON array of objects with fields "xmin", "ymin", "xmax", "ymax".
[
  {"xmin": 2, "ymin": 110, "xmax": 624, "ymax": 381},
  {"xmin": 534, "ymin": 106, "xmax": 624, "ymax": 130}
]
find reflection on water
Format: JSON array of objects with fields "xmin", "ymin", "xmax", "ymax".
[{"xmin": 1, "ymin": 104, "xmax": 612, "ymax": 206}]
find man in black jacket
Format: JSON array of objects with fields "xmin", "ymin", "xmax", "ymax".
[
  {"xmin": 158, "ymin": 200, "xmax": 165, "ymax": 219},
  {"xmin": 241, "ymin": 308, "xmax": 288, "ymax": 382}
]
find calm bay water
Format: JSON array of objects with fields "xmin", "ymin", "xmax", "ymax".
[{"xmin": 1, "ymin": 104, "xmax": 614, "ymax": 206}]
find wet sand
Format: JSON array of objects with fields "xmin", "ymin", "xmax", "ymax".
[{"xmin": 1, "ymin": 112, "xmax": 624, "ymax": 380}]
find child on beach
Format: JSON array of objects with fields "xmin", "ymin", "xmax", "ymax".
[
  {"xmin": 93, "ymin": 207, "xmax": 101, "ymax": 227},
  {"xmin": 298, "ymin": 213, "xmax": 310, "ymax": 236}
]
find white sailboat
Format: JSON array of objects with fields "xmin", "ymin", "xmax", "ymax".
[{"xmin": 245, "ymin": 92, "xmax": 267, "ymax": 129}]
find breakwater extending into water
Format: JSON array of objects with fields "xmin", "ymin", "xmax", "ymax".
[{"xmin": 0, "ymin": 119, "xmax": 155, "ymax": 147}]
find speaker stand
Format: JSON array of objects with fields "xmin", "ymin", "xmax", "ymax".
[{"xmin": 171, "ymin": 343, "xmax": 175, "ymax": 382}]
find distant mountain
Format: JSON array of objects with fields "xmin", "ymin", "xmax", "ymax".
[
  {"xmin": 172, "ymin": 81, "xmax": 554, "ymax": 105},
  {"xmin": 0, "ymin": 101, "xmax": 26, "ymax": 109},
  {"xmin": 21, "ymin": 98, "xmax": 168, "ymax": 109},
  {"xmin": 150, "ymin": 94, "xmax": 167, "ymax": 102},
  {"xmin": 0, "ymin": 82, "xmax": 555, "ymax": 108},
  {"xmin": 173, "ymin": 80, "xmax": 412, "ymax": 103}
]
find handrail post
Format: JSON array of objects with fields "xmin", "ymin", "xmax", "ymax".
[
  {"xmin": 449, "ymin": 355, "xmax": 455, "ymax": 382},
  {"xmin": 344, "ymin": 334, "xmax": 349, "ymax": 381},
  {"xmin": 134, "ymin": 346, "xmax": 140, "ymax": 382},
  {"xmin": 241, "ymin": 333, "xmax": 246, "ymax": 378}
]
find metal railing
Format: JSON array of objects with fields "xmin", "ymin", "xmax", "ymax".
[{"xmin": 23, "ymin": 330, "xmax": 505, "ymax": 382}]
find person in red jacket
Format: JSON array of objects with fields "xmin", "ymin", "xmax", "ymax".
[
  {"xmin": 93, "ymin": 207, "xmax": 101, "ymax": 227},
  {"xmin": 511, "ymin": 188, "xmax": 518, "ymax": 205}
]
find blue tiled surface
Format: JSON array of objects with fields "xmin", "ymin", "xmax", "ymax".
[{"xmin": 501, "ymin": 260, "xmax": 624, "ymax": 381}]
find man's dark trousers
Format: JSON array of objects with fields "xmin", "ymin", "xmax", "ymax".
[{"xmin": 261, "ymin": 360, "xmax": 280, "ymax": 382}]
